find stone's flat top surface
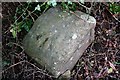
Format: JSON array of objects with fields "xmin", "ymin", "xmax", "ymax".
[{"xmin": 23, "ymin": 6, "xmax": 96, "ymax": 78}]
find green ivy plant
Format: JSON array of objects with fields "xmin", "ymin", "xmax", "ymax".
[
  {"xmin": 47, "ymin": 0, "xmax": 57, "ymax": 7},
  {"xmin": 10, "ymin": 2, "xmax": 49, "ymax": 38},
  {"xmin": 109, "ymin": 2, "xmax": 120, "ymax": 14},
  {"xmin": 10, "ymin": 0, "xmax": 85, "ymax": 38},
  {"xmin": 61, "ymin": 1, "xmax": 76, "ymax": 11}
]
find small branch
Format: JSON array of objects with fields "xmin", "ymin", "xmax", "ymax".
[
  {"xmin": 76, "ymin": 0, "xmax": 91, "ymax": 14},
  {"xmin": 14, "ymin": 3, "xmax": 30, "ymax": 24},
  {"xmin": 1, "ymin": 61, "xmax": 25, "ymax": 74},
  {"xmin": 27, "ymin": 10, "xmax": 35, "ymax": 22}
]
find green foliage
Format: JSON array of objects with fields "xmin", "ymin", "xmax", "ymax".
[
  {"xmin": 109, "ymin": 2, "xmax": 120, "ymax": 14},
  {"xmin": 47, "ymin": 0, "xmax": 57, "ymax": 7},
  {"xmin": 11, "ymin": 2, "xmax": 49, "ymax": 38},
  {"xmin": 11, "ymin": 1, "xmax": 84, "ymax": 38},
  {"xmin": 2, "ymin": 60, "xmax": 11, "ymax": 67},
  {"xmin": 114, "ymin": 62, "xmax": 120, "ymax": 65},
  {"xmin": 10, "ymin": 19, "xmax": 33, "ymax": 38},
  {"xmin": 35, "ymin": 4, "xmax": 41, "ymax": 11},
  {"xmin": 61, "ymin": 2, "xmax": 76, "ymax": 11}
]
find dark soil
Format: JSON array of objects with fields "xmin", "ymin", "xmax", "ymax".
[{"xmin": 2, "ymin": 2, "xmax": 120, "ymax": 80}]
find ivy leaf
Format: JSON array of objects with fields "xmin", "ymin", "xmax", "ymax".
[
  {"xmin": 79, "ymin": 0, "xmax": 84, "ymax": 4},
  {"xmin": 27, "ymin": 0, "xmax": 32, "ymax": 2},
  {"xmin": 47, "ymin": 1, "xmax": 51, "ymax": 5},
  {"xmin": 35, "ymin": 4, "xmax": 41, "ymax": 11},
  {"xmin": 109, "ymin": 3, "xmax": 120, "ymax": 14},
  {"xmin": 35, "ymin": 0, "xmax": 38, "ymax": 2},
  {"xmin": 52, "ymin": 2, "xmax": 57, "ymax": 7},
  {"xmin": 61, "ymin": 2, "xmax": 69, "ymax": 10},
  {"xmin": 68, "ymin": 0, "xmax": 72, "ymax": 5},
  {"xmin": 47, "ymin": 0, "xmax": 57, "ymax": 7},
  {"xmin": 2, "ymin": 60, "xmax": 11, "ymax": 67},
  {"xmin": 22, "ymin": 22, "xmax": 28, "ymax": 31},
  {"xmin": 22, "ymin": 20, "xmax": 32, "ymax": 32}
]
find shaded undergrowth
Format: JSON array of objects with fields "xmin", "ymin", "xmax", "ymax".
[{"xmin": 2, "ymin": 2, "xmax": 120, "ymax": 80}]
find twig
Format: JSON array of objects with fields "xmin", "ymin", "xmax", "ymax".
[
  {"xmin": 23, "ymin": 0, "xmax": 48, "ymax": 21},
  {"xmin": 102, "ymin": 2, "xmax": 120, "ymax": 23},
  {"xmin": 27, "ymin": 10, "xmax": 35, "ymax": 22},
  {"xmin": 76, "ymin": 0, "xmax": 90, "ymax": 10},
  {"xmin": 76, "ymin": 0, "xmax": 91, "ymax": 14},
  {"xmin": 1, "ymin": 61, "xmax": 25, "ymax": 74},
  {"xmin": 25, "ymin": 70, "xmax": 53, "ymax": 79},
  {"xmin": 14, "ymin": 3, "xmax": 30, "ymax": 24},
  {"xmin": 1, "ymin": 60, "xmax": 53, "ymax": 77},
  {"xmin": 69, "ymin": 10, "xmax": 81, "ymax": 19},
  {"xmin": 6, "ymin": 42, "xmax": 24, "ymax": 51},
  {"xmin": 74, "ymin": 59, "xmax": 84, "ymax": 78}
]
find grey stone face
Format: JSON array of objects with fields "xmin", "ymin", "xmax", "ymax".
[{"xmin": 23, "ymin": 6, "xmax": 96, "ymax": 78}]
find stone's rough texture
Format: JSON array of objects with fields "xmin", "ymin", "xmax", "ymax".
[{"xmin": 23, "ymin": 7, "xmax": 96, "ymax": 78}]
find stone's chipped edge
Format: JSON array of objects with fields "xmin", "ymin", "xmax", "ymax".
[
  {"xmin": 72, "ymin": 33, "xmax": 77, "ymax": 40},
  {"xmin": 80, "ymin": 14, "xmax": 96, "ymax": 24}
]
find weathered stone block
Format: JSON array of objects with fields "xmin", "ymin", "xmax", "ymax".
[{"xmin": 23, "ymin": 6, "xmax": 96, "ymax": 78}]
